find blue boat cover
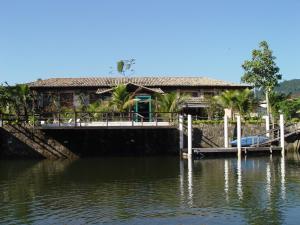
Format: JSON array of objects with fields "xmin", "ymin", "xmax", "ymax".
[{"xmin": 230, "ymin": 136, "xmax": 269, "ymax": 147}]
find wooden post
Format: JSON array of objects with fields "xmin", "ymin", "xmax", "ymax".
[
  {"xmin": 280, "ymin": 114, "xmax": 285, "ymax": 154},
  {"xmin": 264, "ymin": 115, "xmax": 270, "ymax": 137},
  {"xmin": 58, "ymin": 111, "xmax": 61, "ymax": 127},
  {"xmin": 74, "ymin": 111, "xmax": 77, "ymax": 127},
  {"xmin": 179, "ymin": 115, "xmax": 184, "ymax": 150},
  {"xmin": 224, "ymin": 115, "xmax": 228, "ymax": 148},
  {"xmin": 188, "ymin": 114, "xmax": 193, "ymax": 157},
  {"xmin": 237, "ymin": 115, "xmax": 242, "ymax": 157}
]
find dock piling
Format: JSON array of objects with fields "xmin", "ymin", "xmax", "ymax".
[
  {"xmin": 179, "ymin": 115, "xmax": 184, "ymax": 151},
  {"xmin": 224, "ymin": 115, "xmax": 228, "ymax": 148},
  {"xmin": 264, "ymin": 115, "xmax": 270, "ymax": 137},
  {"xmin": 237, "ymin": 115, "xmax": 242, "ymax": 157},
  {"xmin": 280, "ymin": 114, "xmax": 285, "ymax": 155},
  {"xmin": 187, "ymin": 114, "xmax": 193, "ymax": 158}
]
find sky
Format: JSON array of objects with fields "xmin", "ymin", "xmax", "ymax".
[{"xmin": 0, "ymin": 0, "xmax": 299, "ymax": 84}]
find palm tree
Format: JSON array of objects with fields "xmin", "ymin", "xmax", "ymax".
[
  {"xmin": 157, "ymin": 92, "xmax": 190, "ymax": 113},
  {"xmin": 214, "ymin": 90, "xmax": 237, "ymax": 118},
  {"xmin": 0, "ymin": 83, "xmax": 33, "ymax": 118},
  {"xmin": 109, "ymin": 84, "xmax": 135, "ymax": 112},
  {"xmin": 234, "ymin": 88, "xmax": 258, "ymax": 116},
  {"xmin": 214, "ymin": 89, "xmax": 257, "ymax": 118}
]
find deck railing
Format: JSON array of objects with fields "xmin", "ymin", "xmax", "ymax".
[{"xmin": 0, "ymin": 112, "xmax": 179, "ymax": 128}]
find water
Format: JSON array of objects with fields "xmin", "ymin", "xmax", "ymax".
[{"xmin": 1, "ymin": 154, "xmax": 300, "ymax": 225}]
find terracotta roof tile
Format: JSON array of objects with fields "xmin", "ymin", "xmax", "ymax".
[{"xmin": 29, "ymin": 76, "xmax": 250, "ymax": 88}]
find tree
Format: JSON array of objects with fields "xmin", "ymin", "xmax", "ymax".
[
  {"xmin": 116, "ymin": 59, "xmax": 135, "ymax": 76},
  {"xmin": 269, "ymin": 92, "xmax": 300, "ymax": 120},
  {"xmin": 214, "ymin": 89, "xmax": 258, "ymax": 118},
  {"xmin": 109, "ymin": 84, "xmax": 135, "ymax": 112},
  {"xmin": 0, "ymin": 83, "xmax": 33, "ymax": 118},
  {"xmin": 241, "ymin": 41, "xmax": 282, "ymax": 120},
  {"xmin": 156, "ymin": 92, "xmax": 189, "ymax": 113}
]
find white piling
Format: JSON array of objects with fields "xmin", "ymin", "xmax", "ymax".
[
  {"xmin": 236, "ymin": 115, "xmax": 242, "ymax": 157},
  {"xmin": 280, "ymin": 114, "xmax": 285, "ymax": 155},
  {"xmin": 187, "ymin": 114, "xmax": 193, "ymax": 157},
  {"xmin": 224, "ymin": 115, "xmax": 228, "ymax": 148},
  {"xmin": 179, "ymin": 115, "xmax": 184, "ymax": 151},
  {"xmin": 264, "ymin": 115, "xmax": 270, "ymax": 137}
]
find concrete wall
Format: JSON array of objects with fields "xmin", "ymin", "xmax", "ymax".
[
  {"xmin": 43, "ymin": 128, "xmax": 179, "ymax": 157},
  {"xmin": 0, "ymin": 128, "xmax": 42, "ymax": 159},
  {"xmin": 0, "ymin": 127, "xmax": 179, "ymax": 158}
]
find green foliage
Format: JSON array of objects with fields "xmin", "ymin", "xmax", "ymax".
[
  {"xmin": 260, "ymin": 91, "xmax": 300, "ymax": 120},
  {"xmin": 109, "ymin": 84, "xmax": 134, "ymax": 112},
  {"xmin": 0, "ymin": 83, "xmax": 33, "ymax": 117},
  {"xmin": 193, "ymin": 120, "xmax": 224, "ymax": 125},
  {"xmin": 275, "ymin": 79, "xmax": 300, "ymax": 96},
  {"xmin": 241, "ymin": 41, "xmax": 282, "ymax": 118},
  {"xmin": 241, "ymin": 41, "xmax": 282, "ymax": 91},
  {"xmin": 205, "ymin": 97, "xmax": 224, "ymax": 119},
  {"xmin": 116, "ymin": 59, "xmax": 135, "ymax": 76},
  {"xmin": 156, "ymin": 92, "xmax": 190, "ymax": 112},
  {"xmin": 214, "ymin": 89, "xmax": 258, "ymax": 117}
]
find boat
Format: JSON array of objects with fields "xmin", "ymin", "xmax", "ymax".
[{"xmin": 230, "ymin": 136, "xmax": 269, "ymax": 147}]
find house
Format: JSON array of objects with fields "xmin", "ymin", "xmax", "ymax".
[{"xmin": 29, "ymin": 76, "xmax": 250, "ymax": 118}]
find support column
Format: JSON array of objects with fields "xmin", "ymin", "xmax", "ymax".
[
  {"xmin": 179, "ymin": 115, "xmax": 184, "ymax": 151},
  {"xmin": 280, "ymin": 114, "xmax": 285, "ymax": 155},
  {"xmin": 237, "ymin": 115, "xmax": 242, "ymax": 157},
  {"xmin": 264, "ymin": 115, "xmax": 270, "ymax": 137},
  {"xmin": 224, "ymin": 115, "xmax": 228, "ymax": 148},
  {"xmin": 187, "ymin": 114, "xmax": 193, "ymax": 157}
]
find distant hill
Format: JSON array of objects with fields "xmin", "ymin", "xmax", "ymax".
[{"xmin": 275, "ymin": 79, "xmax": 300, "ymax": 97}]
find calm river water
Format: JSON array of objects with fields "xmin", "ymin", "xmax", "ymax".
[{"xmin": 1, "ymin": 154, "xmax": 300, "ymax": 224}]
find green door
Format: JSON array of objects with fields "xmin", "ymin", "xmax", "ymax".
[{"xmin": 134, "ymin": 95, "xmax": 152, "ymax": 122}]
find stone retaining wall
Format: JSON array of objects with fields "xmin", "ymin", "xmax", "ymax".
[{"xmin": 191, "ymin": 123, "xmax": 267, "ymax": 148}]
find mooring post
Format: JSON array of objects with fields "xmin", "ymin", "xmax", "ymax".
[
  {"xmin": 280, "ymin": 114, "xmax": 285, "ymax": 155},
  {"xmin": 179, "ymin": 115, "xmax": 184, "ymax": 151},
  {"xmin": 264, "ymin": 115, "xmax": 270, "ymax": 137},
  {"xmin": 187, "ymin": 114, "xmax": 193, "ymax": 157},
  {"xmin": 237, "ymin": 115, "xmax": 242, "ymax": 157},
  {"xmin": 224, "ymin": 115, "xmax": 228, "ymax": 148}
]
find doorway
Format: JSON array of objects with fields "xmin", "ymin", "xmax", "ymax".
[{"xmin": 134, "ymin": 95, "xmax": 152, "ymax": 122}]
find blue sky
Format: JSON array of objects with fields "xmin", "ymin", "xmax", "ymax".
[{"xmin": 0, "ymin": 0, "xmax": 299, "ymax": 84}]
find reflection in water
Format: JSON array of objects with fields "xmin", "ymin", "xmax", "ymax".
[
  {"xmin": 224, "ymin": 159, "xmax": 229, "ymax": 201},
  {"xmin": 281, "ymin": 155, "xmax": 286, "ymax": 200},
  {"xmin": 1, "ymin": 155, "xmax": 300, "ymax": 224},
  {"xmin": 187, "ymin": 157, "xmax": 193, "ymax": 206},
  {"xmin": 266, "ymin": 163, "xmax": 271, "ymax": 199},
  {"xmin": 179, "ymin": 159, "xmax": 184, "ymax": 202},
  {"xmin": 237, "ymin": 156, "xmax": 243, "ymax": 200}
]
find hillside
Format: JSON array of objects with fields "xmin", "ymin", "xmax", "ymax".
[{"xmin": 276, "ymin": 79, "xmax": 300, "ymax": 97}]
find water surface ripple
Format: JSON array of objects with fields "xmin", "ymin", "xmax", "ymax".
[{"xmin": 1, "ymin": 154, "xmax": 300, "ymax": 224}]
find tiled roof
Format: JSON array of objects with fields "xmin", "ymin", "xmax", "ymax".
[{"xmin": 29, "ymin": 76, "xmax": 249, "ymax": 88}]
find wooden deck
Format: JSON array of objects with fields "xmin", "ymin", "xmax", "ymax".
[
  {"xmin": 182, "ymin": 146, "xmax": 282, "ymax": 155},
  {"xmin": 37, "ymin": 121, "xmax": 175, "ymax": 129}
]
